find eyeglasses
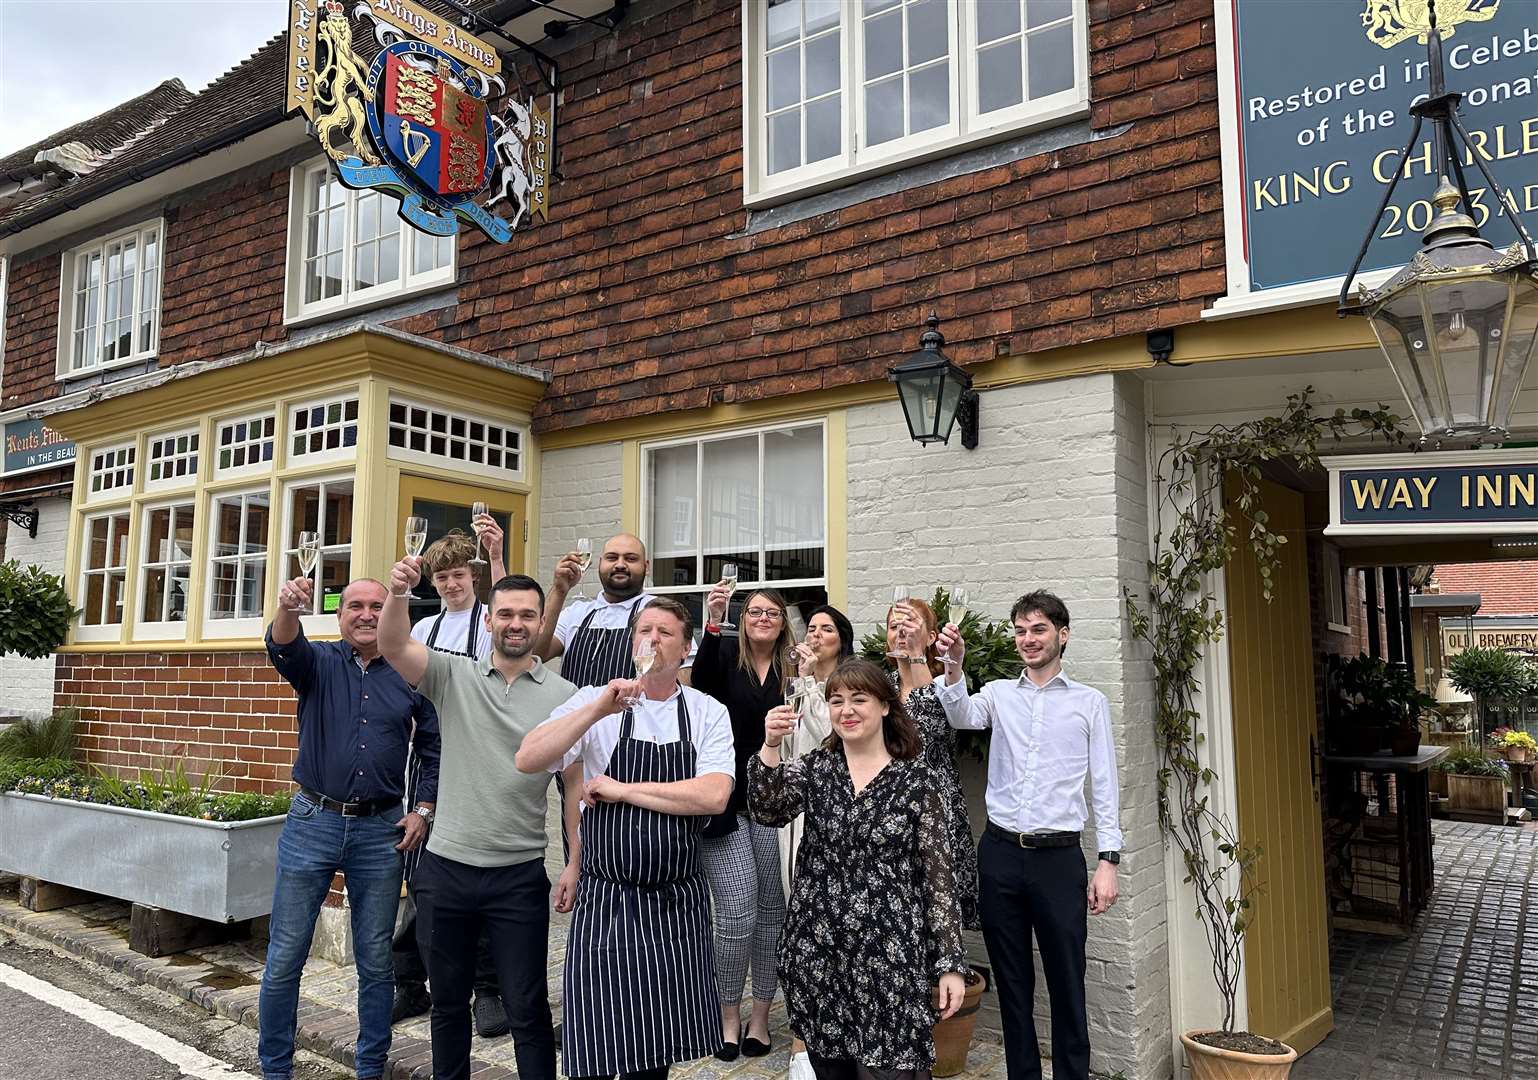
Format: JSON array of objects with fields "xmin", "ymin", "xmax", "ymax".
[{"xmin": 745, "ymin": 608, "xmax": 784, "ymax": 621}]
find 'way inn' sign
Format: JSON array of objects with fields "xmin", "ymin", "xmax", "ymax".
[{"xmin": 1324, "ymin": 451, "xmax": 1538, "ymax": 537}]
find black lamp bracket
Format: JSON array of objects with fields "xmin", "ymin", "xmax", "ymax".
[
  {"xmin": 957, "ymin": 389, "xmax": 979, "ymax": 451},
  {"xmin": 3, "ymin": 503, "xmax": 39, "ymax": 539}
]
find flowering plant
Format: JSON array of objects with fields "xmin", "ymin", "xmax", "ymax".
[{"xmin": 1491, "ymin": 729, "xmax": 1537, "ymax": 752}]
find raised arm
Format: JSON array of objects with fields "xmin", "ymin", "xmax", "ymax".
[
  {"xmin": 531, "ymin": 550, "xmax": 583, "ymax": 662},
  {"xmin": 266, "ymin": 578, "xmax": 318, "ymax": 694},
  {"xmin": 516, "ymin": 680, "xmax": 632, "ymax": 774},
  {"xmin": 380, "ymin": 557, "xmax": 432, "ymax": 687}
]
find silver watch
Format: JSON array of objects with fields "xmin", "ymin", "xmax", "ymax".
[{"xmin": 413, "ymin": 805, "xmax": 435, "ymax": 824}]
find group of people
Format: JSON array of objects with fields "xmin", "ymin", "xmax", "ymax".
[{"xmin": 254, "ymin": 526, "xmax": 1123, "ymax": 1080}]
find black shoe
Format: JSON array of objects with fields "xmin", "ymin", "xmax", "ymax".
[
  {"xmin": 742, "ymin": 1036, "xmax": 772, "ymax": 1057},
  {"xmin": 715, "ymin": 1041, "xmax": 741, "ymax": 1062},
  {"xmin": 391, "ymin": 986, "xmax": 431, "ymax": 1023},
  {"xmin": 474, "ymin": 993, "xmax": 511, "ymax": 1038}
]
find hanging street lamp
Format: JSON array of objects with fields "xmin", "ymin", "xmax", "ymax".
[
  {"xmin": 887, "ymin": 313, "xmax": 979, "ymax": 449},
  {"xmin": 1338, "ymin": 5, "xmax": 1538, "ymax": 448}
]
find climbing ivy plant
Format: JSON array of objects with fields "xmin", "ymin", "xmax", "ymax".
[{"xmin": 1123, "ymin": 387, "xmax": 1403, "ymax": 1033}]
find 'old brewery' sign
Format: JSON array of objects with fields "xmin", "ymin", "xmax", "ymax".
[
  {"xmin": 1324, "ymin": 451, "xmax": 1538, "ymax": 536},
  {"xmin": 285, "ymin": 0, "xmax": 553, "ymax": 242}
]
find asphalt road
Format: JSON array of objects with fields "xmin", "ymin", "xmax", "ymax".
[{"xmin": 0, "ymin": 928, "xmax": 350, "ymax": 1080}]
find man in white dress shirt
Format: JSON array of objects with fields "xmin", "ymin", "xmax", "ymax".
[{"xmin": 934, "ymin": 591, "xmax": 1121, "ymax": 1080}]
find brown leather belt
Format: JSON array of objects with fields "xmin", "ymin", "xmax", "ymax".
[{"xmin": 985, "ymin": 821, "xmax": 1080, "ymax": 848}]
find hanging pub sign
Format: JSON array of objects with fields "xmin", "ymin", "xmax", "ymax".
[
  {"xmin": 285, "ymin": 0, "xmax": 554, "ymax": 243},
  {"xmin": 2, "ymin": 418, "xmax": 76, "ymax": 477},
  {"xmin": 1324, "ymin": 450, "xmax": 1538, "ymax": 537}
]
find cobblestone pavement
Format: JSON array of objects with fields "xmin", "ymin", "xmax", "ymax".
[{"xmin": 1293, "ymin": 820, "xmax": 1538, "ymax": 1080}]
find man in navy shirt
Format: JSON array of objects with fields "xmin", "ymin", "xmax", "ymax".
[{"xmin": 258, "ymin": 575, "xmax": 440, "ymax": 1080}]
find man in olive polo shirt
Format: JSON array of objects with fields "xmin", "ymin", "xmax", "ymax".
[{"xmin": 379, "ymin": 564, "xmax": 575, "ymax": 1080}]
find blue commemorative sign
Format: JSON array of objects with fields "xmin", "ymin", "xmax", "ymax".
[
  {"xmin": 1327, "ymin": 452, "xmax": 1538, "ymax": 532},
  {"xmin": 3, "ymin": 418, "xmax": 76, "ymax": 476},
  {"xmin": 1233, "ymin": 0, "xmax": 1538, "ymax": 292}
]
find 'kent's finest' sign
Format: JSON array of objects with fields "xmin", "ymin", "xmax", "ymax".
[
  {"xmin": 285, "ymin": 0, "xmax": 553, "ymax": 243},
  {"xmin": 1324, "ymin": 451, "xmax": 1538, "ymax": 535},
  {"xmin": 3, "ymin": 418, "xmax": 76, "ymax": 476},
  {"xmin": 1232, "ymin": 0, "xmax": 1536, "ymax": 291}
]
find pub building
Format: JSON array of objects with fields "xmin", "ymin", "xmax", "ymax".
[{"xmin": 2, "ymin": 1, "xmax": 1537, "ymax": 1077}]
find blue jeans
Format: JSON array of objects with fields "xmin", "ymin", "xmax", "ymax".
[{"xmin": 258, "ymin": 792, "xmax": 403, "ymax": 1080}]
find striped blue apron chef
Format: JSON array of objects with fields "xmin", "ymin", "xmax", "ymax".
[
  {"xmin": 403, "ymin": 599, "xmax": 483, "ymax": 882},
  {"xmin": 561, "ymin": 695, "xmax": 721, "ymax": 1077}
]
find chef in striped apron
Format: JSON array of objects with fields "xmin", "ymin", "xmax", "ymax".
[{"xmin": 518, "ymin": 597, "xmax": 733, "ymax": 1080}]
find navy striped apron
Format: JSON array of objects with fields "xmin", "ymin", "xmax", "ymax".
[
  {"xmin": 562, "ymin": 598, "xmax": 644, "ymax": 687},
  {"xmin": 561, "ymin": 696, "xmax": 720, "ymax": 1076}
]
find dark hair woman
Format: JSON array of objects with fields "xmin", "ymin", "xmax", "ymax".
[
  {"xmin": 750, "ymin": 657, "xmax": 966, "ymax": 1080},
  {"xmin": 691, "ymin": 584, "xmax": 796, "ymax": 1060},
  {"xmin": 884, "ymin": 594, "xmax": 980, "ymax": 930}
]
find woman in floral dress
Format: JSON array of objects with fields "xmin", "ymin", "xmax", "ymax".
[
  {"xmin": 885, "ymin": 596, "xmax": 981, "ymax": 930},
  {"xmin": 749, "ymin": 658, "xmax": 967, "ymax": 1080}
]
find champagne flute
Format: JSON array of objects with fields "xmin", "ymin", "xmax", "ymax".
[
  {"xmin": 718, "ymin": 562, "xmax": 740, "ymax": 629},
  {"xmin": 469, "ymin": 501, "xmax": 489, "ymax": 567},
  {"xmin": 887, "ymin": 584, "xmax": 910, "ymax": 660},
  {"xmin": 297, "ymin": 531, "xmax": 320, "ymax": 577},
  {"xmin": 627, "ymin": 637, "xmax": 657, "ymax": 707},
  {"xmin": 940, "ymin": 586, "xmax": 970, "ymax": 667},
  {"xmin": 574, "ymin": 537, "xmax": 592, "ymax": 601},
  {"xmin": 404, "ymin": 516, "xmax": 428, "ymax": 558}
]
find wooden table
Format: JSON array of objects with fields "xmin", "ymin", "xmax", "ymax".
[{"xmin": 1324, "ymin": 746, "xmax": 1448, "ymax": 937}]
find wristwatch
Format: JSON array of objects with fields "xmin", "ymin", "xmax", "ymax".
[
  {"xmin": 413, "ymin": 805, "xmax": 435, "ymax": 825},
  {"xmin": 1098, "ymin": 850, "xmax": 1121, "ymax": 866}
]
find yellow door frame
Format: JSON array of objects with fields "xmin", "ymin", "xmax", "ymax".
[{"xmin": 395, "ymin": 472, "xmax": 527, "ymax": 576}]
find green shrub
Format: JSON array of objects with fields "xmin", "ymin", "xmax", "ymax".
[
  {"xmin": 1448, "ymin": 647, "xmax": 1535, "ymax": 702},
  {"xmin": 0, "ymin": 756, "xmax": 79, "ymax": 792},
  {"xmin": 2, "ymin": 755, "xmax": 289, "ymax": 820},
  {"xmin": 0, "ymin": 561, "xmax": 79, "ymax": 658},
  {"xmin": 0, "ymin": 709, "xmax": 79, "ymax": 762},
  {"xmin": 1438, "ymin": 747, "xmax": 1510, "ymax": 777}
]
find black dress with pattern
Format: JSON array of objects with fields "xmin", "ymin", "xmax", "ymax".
[
  {"xmin": 748, "ymin": 749, "xmax": 967, "ymax": 1071},
  {"xmin": 898, "ymin": 676, "xmax": 982, "ymax": 930}
]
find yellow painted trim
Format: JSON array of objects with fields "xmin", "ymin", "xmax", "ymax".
[
  {"xmin": 1276, "ymin": 1005, "xmax": 1334, "ymax": 1057},
  {"xmin": 522, "ymin": 437, "xmax": 542, "ymax": 574},
  {"xmin": 825, "ymin": 410, "xmax": 848, "ymax": 610},
  {"xmin": 620, "ymin": 440, "xmax": 641, "ymax": 536},
  {"xmin": 352, "ymin": 375, "xmax": 390, "ymax": 582}
]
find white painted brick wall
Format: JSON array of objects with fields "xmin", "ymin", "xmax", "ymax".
[
  {"xmin": 846, "ymin": 372, "xmax": 1168, "ymax": 1079},
  {"xmin": 536, "ymin": 441, "xmax": 624, "ymax": 580},
  {"xmin": 0, "ymin": 495, "xmax": 70, "ymax": 718}
]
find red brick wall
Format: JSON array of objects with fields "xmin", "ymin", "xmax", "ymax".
[
  {"xmin": 55, "ymin": 650, "xmax": 298, "ymax": 794},
  {"xmin": 1, "ymin": 0, "xmax": 1222, "ymax": 434}
]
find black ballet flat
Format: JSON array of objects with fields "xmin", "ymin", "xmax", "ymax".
[
  {"xmin": 715, "ymin": 1041, "xmax": 741, "ymax": 1062},
  {"xmin": 742, "ymin": 1036, "xmax": 772, "ymax": 1057}
]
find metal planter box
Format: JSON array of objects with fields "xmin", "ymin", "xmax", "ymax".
[{"xmin": 0, "ymin": 792, "xmax": 283, "ymax": 923}]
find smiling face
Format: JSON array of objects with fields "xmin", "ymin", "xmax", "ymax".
[
  {"xmin": 804, "ymin": 612, "xmax": 843, "ymax": 664},
  {"xmin": 598, "ymin": 533, "xmax": 648, "ymax": 601},
  {"xmin": 1014, "ymin": 608, "xmax": 1068, "ymax": 673},
  {"xmin": 432, "ymin": 565, "xmax": 475, "ymax": 612},
  {"xmin": 741, "ymin": 591, "xmax": 787, "ymax": 648},
  {"xmin": 825, "ymin": 684, "xmax": 890, "ymax": 749},
  {"xmin": 338, "ymin": 580, "xmax": 388, "ymax": 652},
  {"xmin": 634, "ymin": 604, "xmax": 690, "ymax": 672},
  {"xmin": 487, "ymin": 586, "xmax": 542, "ymax": 660}
]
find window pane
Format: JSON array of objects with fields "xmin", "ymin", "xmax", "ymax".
[
  {"xmin": 324, "ymin": 482, "xmax": 354, "ymax": 546},
  {"xmin": 146, "ymin": 507, "xmax": 172, "ymax": 563},
  {"xmin": 768, "ymin": 45, "xmax": 800, "ymax": 111},
  {"xmin": 649, "ymin": 443, "xmax": 698, "ymax": 587},
  {"xmin": 806, "ymin": 95, "xmax": 842, "ymax": 163},
  {"xmin": 239, "ymin": 559, "xmax": 267, "ymax": 619},
  {"xmin": 143, "ymin": 567, "xmax": 167, "ymax": 622},
  {"xmin": 907, "ymin": 0, "xmax": 947, "ymax": 65},
  {"xmin": 245, "ymin": 493, "xmax": 270, "ymax": 552},
  {"xmin": 319, "ymin": 551, "xmax": 348, "ymax": 614},
  {"xmin": 1028, "ymin": 0, "xmax": 1073, "ymax": 28},
  {"xmin": 109, "ymin": 515, "xmax": 131, "ymax": 567},
  {"xmin": 806, "ymin": 0, "xmax": 840, "ymax": 34},
  {"xmin": 767, "ymin": 0, "xmax": 799, "ymax": 48},
  {"xmin": 866, "ymin": 77, "xmax": 904, "ymax": 145},
  {"xmin": 769, "ymin": 110, "xmax": 802, "ymax": 175},
  {"xmin": 89, "ymin": 517, "xmax": 110, "ymax": 570},
  {"xmin": 85, "ymin": 574, "xmax": 106, "ymax": 625},
  {"xmin": 168, "ymin": 564, "xmax": 190, "ymax": 622},
  {"xmin": 210, "ymin": 560, "xmax": 237, "ymax": 620},
  {"xmin": 864, "ymin": 10, "xmax": 902, "ymax": 80},
  {"xmin": 979, "ymin": 0, "xmax": 1021, "ymax": 42},
  {"xmin": 979, "ymin": 41, "xmax": 1024, "ymax": 113},
  {"xmin": 292, "ymin": 485, "xmax": 320, "ymax": 540},
  {"xmin": 378, "ymin": 231, "xmax": 400, "ymax": 286},
  {"xmin": 805, "ymin": 31, "xmax": 840, "ymax": 98},
  {"xmin": 702, "ymin": 435, "xmax": 758, "ymax": 577},
  {"xmin": 1027, "ymin": 21, "xmax": 1074, "ymax": 97},
  {"xmin": 172, "ymin": 506, "xmax": 194, "ymax": 562},
  {"xmin": 107, "ymin": 571, "xmax": 125, "ymax": 624},
  {"xmin": 763, "ymin": 426, "xmax": 824, "ymax": 549},
  {"xmin": 909, "ymin": 61, "xmax": 950, "ymax": 133}
]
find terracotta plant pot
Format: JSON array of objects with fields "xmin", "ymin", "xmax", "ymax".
[
  {"xmin": 1182, "ymin": 1031, "xmax": 1297, "ymax": 1080},
  {"xmin": 1504, "ymin": 747, "xmax": 1529, "ymax": 764},
  {"xmin": 931, "ymin": 969, "xmax": 988, "ymax": 1078}
]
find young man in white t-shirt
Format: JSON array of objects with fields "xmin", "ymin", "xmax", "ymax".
[{"xmin": 395, "ymin": 520, "xmax": 511, "ymax": 1035}]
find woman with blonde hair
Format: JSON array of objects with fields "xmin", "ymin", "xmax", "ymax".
[
  {"xmin": 750, "ymin": 658, "xmax": 966, "ymax": 1080},
  {"xmin": 691, "ymin": 584, "xmax": 797, "ymax": 1059}
]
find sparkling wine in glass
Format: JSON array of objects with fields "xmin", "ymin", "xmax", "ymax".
[
  {"xmin": 469, "ymin": 501, "xmax": 489, "ymax": 567},
  {"xmin": 940, "ymin": 587, "xmax": 970, "ymax": 667},
  {"xmin": 888, "ymin": 585, "xmax": 910, "ymax": 659},
  {"xmin": 297, "ymin": 531, "xmax": 320, "ymax": 576},
  {"xmin": 719, "ymin": 563, "xmax": 740, "ymax": 629},
  {"xmin": 574, "ymin": 537, "xmax": 592, "ymax": 601},
  {"xmin": 404, "ymin": 516, "xmax": 428, "ymax": 558},
  {"xmin": 627, "ymin": 638, "xmax": 657, "ymax": 707}
]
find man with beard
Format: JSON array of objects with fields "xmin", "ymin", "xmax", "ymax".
[
  {"xmin": 933, "ymin": 591, "xmax": 1122, "ymax": 1080},
  {"xmin": 531, "ymin": 533, "xmax": 693, "ymax": 911},
  {"xmin": 379, "ymin": 564, "xmax": 576, "ymax": 1080},
  {"xmin": 260, "ymin": 577, "xmax": 440, "ymax": 1080}
]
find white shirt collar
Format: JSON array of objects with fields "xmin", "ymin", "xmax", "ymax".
[
  {"xmin": 590, "ymin": 590, "xmax": 647, "ymax": 611},
  {"xmin": 1017, "ymin": 669, "xmax": 1072, "ymax": 691}
]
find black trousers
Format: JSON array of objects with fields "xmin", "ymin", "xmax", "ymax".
[
  {"xmin": 977, "ymin": 833, "xmax": 1089, "ymax": 1080},
  {"xmin": 393, "ymin": 902, "xmax": 498, "ymax": 996},
  {"xmin": 413, "ymin": 850, "xmax": 557, "ymax": 1080}
]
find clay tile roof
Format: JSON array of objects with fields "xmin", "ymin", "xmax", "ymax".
[
  {"xmin": 0, "ymin": 78, "xmax": 195, "ymax": 177},
  {"xmin": 1433, "ymin": 561, "xmax": 1538, "ymax": 616}
]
